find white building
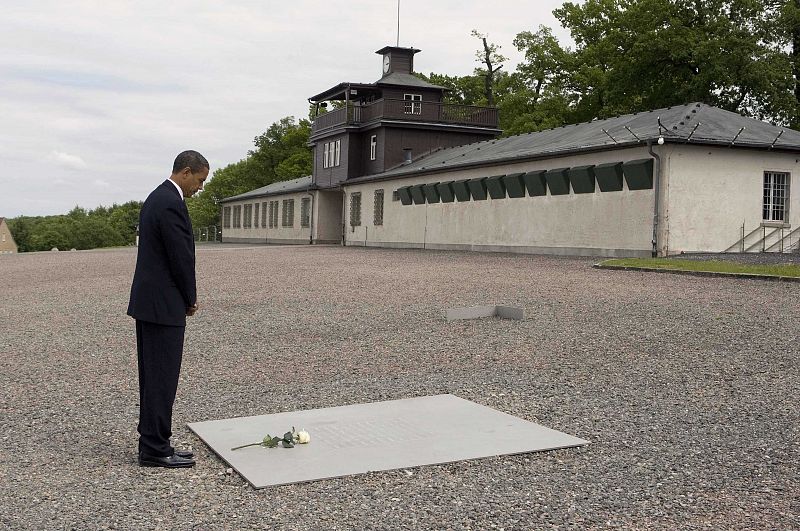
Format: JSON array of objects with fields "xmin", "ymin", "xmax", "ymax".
[{"xmin": 220, "ymin": 48, "xmax": 799, "ymax": 257}]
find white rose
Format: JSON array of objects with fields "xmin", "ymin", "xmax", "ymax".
[{"xmin": 296, "ymin": 430, "xmax": 311, "ymax": 444}]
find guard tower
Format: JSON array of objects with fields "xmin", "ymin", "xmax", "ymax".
[{"xmin": 308, "ymin": 46, "xmax": 501, "ymax": 188}]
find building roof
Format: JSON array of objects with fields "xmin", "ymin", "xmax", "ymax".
[
  {"xmin": 309, "ymin": 74, "xmax": 448, "ymax": 102},
  {"xmin": 220, "ymin": 175, "xmax": 313, "ymax": 203},
  {"xmin": 345, "ymin": 102, "xmax": 800, "ymax": 184},
  {"xmin": 375, "ymin": 72, "xmax": 448, "ymax": 91}
]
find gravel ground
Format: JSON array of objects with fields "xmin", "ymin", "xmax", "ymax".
[{"xmin": 0, "ymin": 244, "xmax": 798, "ymax": 530}]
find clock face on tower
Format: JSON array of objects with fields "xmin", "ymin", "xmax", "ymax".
[{"xmin": 382, "ymin": 54, "xmax": 390, "ymax": 74}]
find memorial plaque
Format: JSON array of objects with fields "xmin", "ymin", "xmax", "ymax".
[{"xmin": 188, "ymin": 395, "xmax": 587, "ymax": 488}]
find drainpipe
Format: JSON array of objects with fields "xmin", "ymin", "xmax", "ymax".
[{"xmin": 647, "ymin": 139, "xmax": 662, "ymax": 257}]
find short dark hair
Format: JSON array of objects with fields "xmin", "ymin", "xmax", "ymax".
[{"xmin": 172, "ymin": 150, "xmax": 209, "ymax": 174}]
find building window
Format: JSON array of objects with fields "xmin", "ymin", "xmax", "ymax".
[
  {"xmin": 350, "ymin": 192, "xmax": 362, "ymax": 227},
  {"xmin": 392, "ymin": 190, "xmax": 400, "ymax": 201},
  {"xmin": 233, "ymin": 205, "xmax": 242, "ymax": 228},
  {"xmin": 261, "ymin": 202, "xmax": 268, "ymax": 228},
  {"xmin": 301, "ymin": 197, "xmax": 311, "ymax": 228},
  {"xmin": 223, "ymin": 206, "xmax": 231, "ymax": 229},
  {"xmin": 370, "ymin": 135, "xmax": 377, "ymax": 161},
  {"xmin": 243, "ymin": 204, "xmax": 252, "ymax": 229},
  {"xmin": 374, "ymin": 189, "xmax": 384, "ymax": 226},
  {"xmin": 763, "ymin": 171, "xmax": 790, "ymax": 223},
  {"xmin": 270, "ymin": 200, "xmax": 279, "ymax": 228},
  {"xmin": 323, "ymin": 140, "xmax": 342, "ymax": 168},
  {"xmin": 254, "ymin": 203, "xmax": 260, "ymax": 228},
  {"xmin": 404, "ymin": 94, "xmax": 422, "ymax": 115},
  {"xmin": 282, "ymin": 199, "xmax": 295, "ymax": 227}
]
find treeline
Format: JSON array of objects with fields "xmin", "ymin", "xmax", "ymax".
[
  {"xmin": 423, "ymin": 0, "xmax": 800, "ymax": 136},
  {"xmin": 8, "ymin": 202, "xmax": 142, "ymax": 252}
]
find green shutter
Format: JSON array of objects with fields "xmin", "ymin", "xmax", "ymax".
[
  {"xmin": 397, "ymin": 186, "xmax": 412, "ymax": 205},
  {"xmin": 436, "ymin": 181, "xmax": 456, "ymax": 203},
  {"xmin": 568, "ymin": 165, "xmax": 596, "ymax": 194},
  {"xmin": 452, "ymin": 179, "xmax": 471, "ymax": 202},
  {"xmin": 622, "ymin": 158, "xmax": 654, "ymax": 190},
  {"xmin": 485, "ymin": 175, "xmax": 506, "ymax": 199},
  {"xmin": 502, "ymin": 172, "xmax": 526, "ymax": 198},
  {"xmin": 410, "ymin": 184, "xmax": 426, "ymax": 204},
  {"xmin": 523, "ymin": 170, "xmax": 547, "ymax": 196},
  {"xmin": 467, "ymin": 178, "xmax": 488, "ymax": 200},
  {"xmin": 594, "ymin": 162, "xmax": 624, "ymax": 192},
  {"xmin": 545, "ymin": 168, "xmax": 570, "ymax": 195},
  {"xmin": 422, "ymin": 183, "xmax": 440, "ymax": 203}
]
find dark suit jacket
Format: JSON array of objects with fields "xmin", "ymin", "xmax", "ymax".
[{"xmin": 127, "ymin": 180, "xmax": 196, "ymax": 327}]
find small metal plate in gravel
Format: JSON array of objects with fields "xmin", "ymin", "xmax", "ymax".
[{"xmin": 188, "ymin": 394, "xmax": 587, "ymax": 488}]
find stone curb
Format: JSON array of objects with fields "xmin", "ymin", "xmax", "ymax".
[{"xmin": 593, "ymin": 263, "xmax": 800, "ymax": 283}]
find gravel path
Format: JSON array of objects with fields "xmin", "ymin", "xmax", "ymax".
[{"xmin": 0, "ymin": 244, "xmax": 797, "ymax": 530}]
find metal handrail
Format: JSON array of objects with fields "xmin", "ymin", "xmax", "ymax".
[
  {"xmin": 745, "ymin": 227, "xmax": 780, "ymax": 253},
  {"xmin": 765, "ymin": 225, "xmax": 800, "ymax": 252},
  {"xmin": 311, "ymin": 98, "xmax": 499, "ymax": 134},
  {"xmin": 724, "ymin": 225, "xmax": 763, "ymax": 253}
]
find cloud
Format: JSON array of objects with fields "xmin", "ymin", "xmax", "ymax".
[
  {"xmin": 93, "ymin": 179, "xmax": 110, "ymax": 187},
  {"xmin": 49, "ymin": 150, "xmax": 87, "ymax": 170}
]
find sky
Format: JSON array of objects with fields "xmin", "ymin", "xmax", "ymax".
[{"xmin": 0, "ymin": 1, "xmax": 572, "ymax": 217}]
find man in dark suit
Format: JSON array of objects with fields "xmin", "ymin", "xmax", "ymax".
[{"xmin": 128, "ymin": 150, "xmax": 209, "ymax": 468}]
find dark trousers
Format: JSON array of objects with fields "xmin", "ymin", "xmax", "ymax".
[{"xmin": 136, "ymin": 320, "xmax": 185, "ymax": 457}]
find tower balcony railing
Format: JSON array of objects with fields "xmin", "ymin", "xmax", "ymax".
[{"xmin": 311, "ymin": 98, "xmax": 499, "ymax": 135}]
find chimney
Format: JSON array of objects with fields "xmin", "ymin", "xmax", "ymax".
[{"xmin": 402, "ymin": 148, "xmax": 412, "ymax": 165}]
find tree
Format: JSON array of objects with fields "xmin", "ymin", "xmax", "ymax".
[
  {"xmin": 552, "ymin": 0, "xmax": 797, "ymax": 124},
  {"xmin": 186, "ymin": 116, "xmax": 312, "ymax": 228},
  {"xmin": 471, "ymin": 30, "xmax": 506, "ymax": 106}
]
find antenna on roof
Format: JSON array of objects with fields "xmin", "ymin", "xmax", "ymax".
[
  {"xmin": 397, "ymin": 0, "xmax": 400, "ymax": 46},
  {"xmin": 729, "ymin": 127, "xmax": 745, "ymax": 146},
  {"xmin": 601, "ymin": 129, "xmax": 618, "ymax": 144},
  {"xmin": 657, "ymin": 116, "xmax": 666, "ymax": 134},
  {"xmin": 684, "ymin": 122, "xmax": 701, "ymax": 143},
  {"xmin": 624, "ymin": 126, "xmax": 642, "ymax": 142},
  {"xmin": 769, "ymin": 130, "xmax": 784, "ymax": 150}
]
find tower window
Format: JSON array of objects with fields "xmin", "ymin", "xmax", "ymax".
[
  {"xmin": 404, "ymin": 94, "xmax": 422, "ymax": 115},
  {"xmin": 370, "ymin": 135, "xmax": 377, "ymax": 161}
]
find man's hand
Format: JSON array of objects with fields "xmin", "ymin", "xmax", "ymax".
[{"xmin": 186, "ymin": 302, "xmax": 199, "ymax": 316}]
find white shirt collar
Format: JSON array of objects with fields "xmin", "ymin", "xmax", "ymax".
[{"xmin": 167, "ymin": 178, "xmax": 184, "ymax": 199}]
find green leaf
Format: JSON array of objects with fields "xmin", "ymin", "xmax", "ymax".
[{"xmin": 282, "ymin": 440, "xmax": 295, "ymax": 448}]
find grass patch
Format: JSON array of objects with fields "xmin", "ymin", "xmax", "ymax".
[{"xmin": 600, "ymin": 258, "xmax": 800, "ymax": 278}]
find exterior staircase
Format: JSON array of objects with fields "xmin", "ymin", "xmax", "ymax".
[{"xmin": 725, "ymin": 225, "xmax": 800, "ymax": 253}]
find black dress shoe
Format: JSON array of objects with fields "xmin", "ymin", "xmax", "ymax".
[
  {"xmin": 173, "ymin": 448, "xmax": 194, "ymax": 459},
  {"xmin": 138, "ymin": 452, "xmax": 195, "ymax": 468}
]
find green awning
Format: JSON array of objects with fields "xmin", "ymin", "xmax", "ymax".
[
  {"xmin": 436, "ymin": 181, "xmax": 455, "ymax": 203},
  {"xmin": 502, "ymin": 172, "xmax": 526, "ymax": 198},
  {"xmin": 397, "ymin": 186, "xmax": 412, "ymax": 205},
  {"xmin": 622, "ymin": 158, "xmax": 654, "ymax": 190},
  {"xmin": 568, "ymin": 165, "xmax": 596, "ymax": 194},
  {"xmin": 410, "ymin": 184, "xmax": 426, "ymax": 204},
  {"xmin": 523, "ymin": 170, "xmax": 547, "ymax": 196},
  {"xmin": 422, "ymin": 183, "xmax": 441, "ymax": 203},
  {"xmin": 467, "ymin": 178, "xmax": 488, "ymax": 200},
  {"xmin": 594, "ymin": 162, "xmax": 624, "ymax": 192},
  {"xmin": 545, "ymin": 168, "xmax": 570, "ymax": 195},
  {"xmin": 485, "ymin": 175, "xmax": 506, "ymax": 199},
  {"xmin": 452, "ymin": 179, "xmax": 471, "ymax": 202}
]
